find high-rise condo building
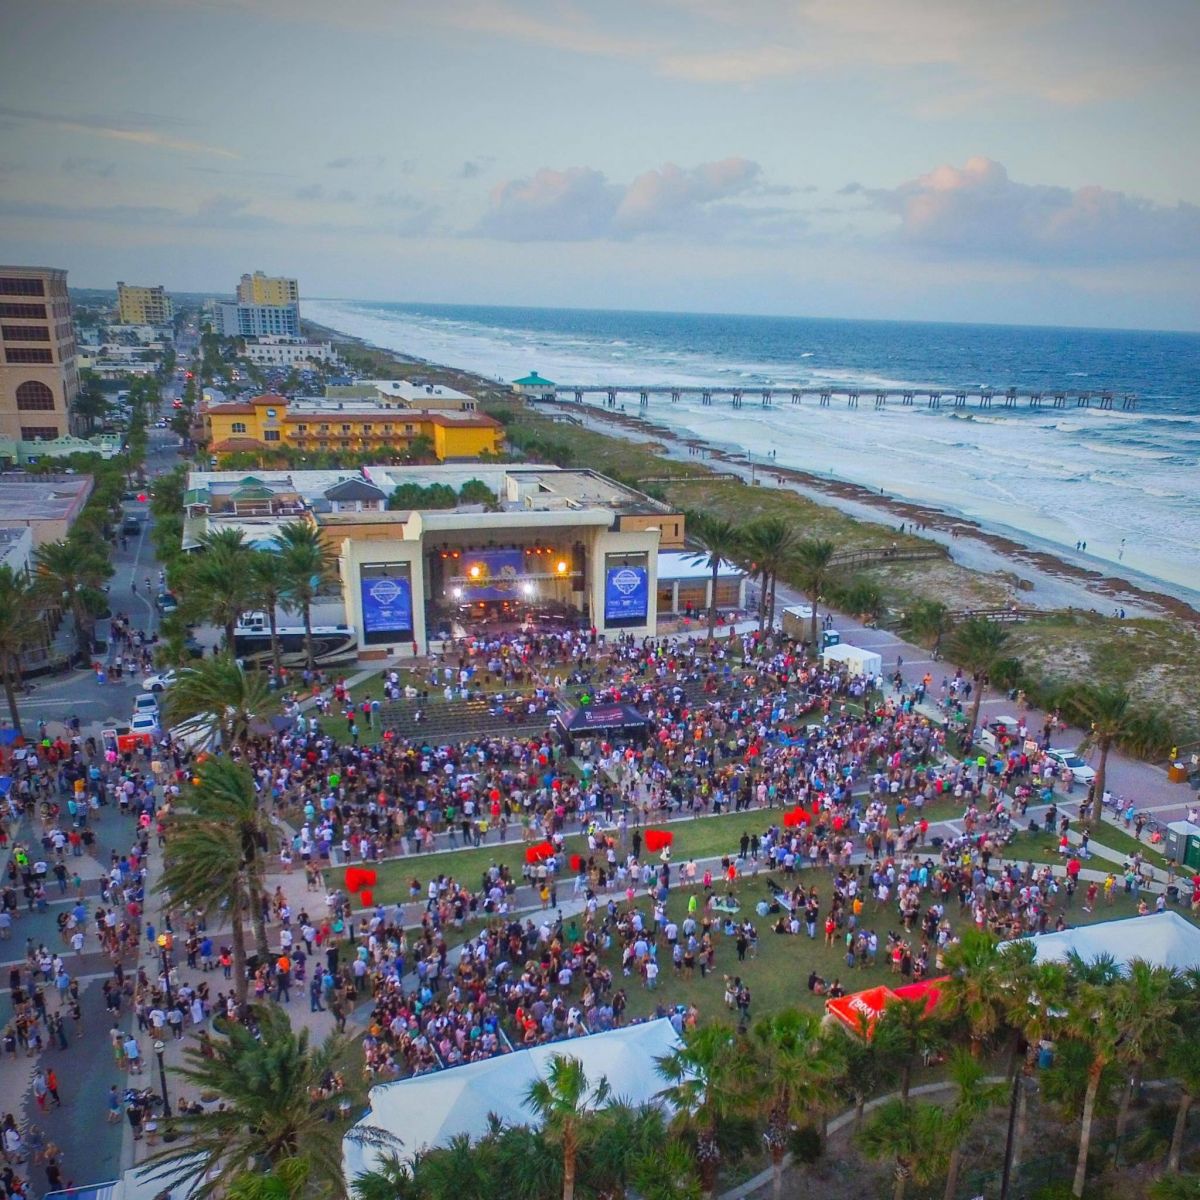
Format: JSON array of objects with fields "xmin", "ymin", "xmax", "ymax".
[
  {"xmin": 117, "ymin": 282, "xmax": 173, "ymax": 325},
  {"xmin": 237, "ymin": 272, "xmax": 300, "ymax": 306},
  {"xmin": 0, "ymin": 266, "xmax": 79, "ymax": 441}
]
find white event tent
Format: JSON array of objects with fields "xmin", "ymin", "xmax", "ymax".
[
  {"xmin": 1010, "ymin": 912, "xmax": 1200, "ymax": 972},
  {"xmin": 820, "ymin": 642, "xmax": 883, "ymax": 678},
  {"xmin": 343, "ymin": 1018, "xmax": 681, "ymax": 1184}
]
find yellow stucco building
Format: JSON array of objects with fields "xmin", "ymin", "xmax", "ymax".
[{"xmin": 203, "ymin": 394, "xmax": 503, "ymax": 461}]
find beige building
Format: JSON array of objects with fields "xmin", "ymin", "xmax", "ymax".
[
  {"xmin": 116, "ymin": 282, "xmax": 173, "ymax": 325},
  {"xmin": 0, "ymin": 472, "xmax": 93, "ymax": 546},
  {"xmin": 237, "ymin": 271, "xmax": 299, "ymax": 306},
  {"xmin": 0, "ymin": 266, "xmax": 79, "ymax": 441}
]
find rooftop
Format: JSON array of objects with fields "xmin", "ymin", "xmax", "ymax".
[{"xmin": 0, "ymin": 474, "xmax": 93, "ymax": 533}]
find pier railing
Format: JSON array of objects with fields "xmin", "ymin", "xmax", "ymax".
[{"xmin": 532, "ymin": 384, "xmax": 1137, "ymax": 412}]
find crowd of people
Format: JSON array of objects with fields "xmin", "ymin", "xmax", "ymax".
[{"xmin": 0, "ymin": 616, "xmax": 1172, "ymax": 1198}]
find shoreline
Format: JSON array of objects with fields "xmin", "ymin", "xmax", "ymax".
[{"xmin": 308, "ymin": 318, "xmax": 1200, "ymax": 628}]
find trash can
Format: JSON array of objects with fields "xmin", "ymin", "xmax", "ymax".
[{"xmin": 1169, "ymin": 762, "xmax": 1189, "ymax": 783}]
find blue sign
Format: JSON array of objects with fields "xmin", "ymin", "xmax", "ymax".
[
  {"xmin": 361, "ymin": 575, "xmax": 413, "ymax": 637},
  {"xmin": 604, "ymin": 565, "xmax": 648, "ymax": 623}
]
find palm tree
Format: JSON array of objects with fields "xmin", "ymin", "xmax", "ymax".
[
  {"xmin": 1064, "ymin": 684, "xmax": 1171, "ymax": 826},
  {"xmin": 744, "ymin": 517, "xmax": 799, "ymax": 634},
  {"xmin": 163, "ymin": 652, "xmax": 278, "ymax": 749},
  {"xmin": 1062, "ymin": 963, "xmax": 1128, "ymax": 1199},
  {"xmin": 491, "ymin": 1122, "xmax": 563, "ymax": 1200},
  {"xmin": 830, "ymin": 1013, "xmax": 904, "ymax": 1129},
  {"xmin": 685, "ymin": 513, "xmax": 742, "ymax": 643},
  {"xmin": 580, "ymin": 1102, "xmax": 698, "ymax": 1200},
  {"xmin": 186, "ymin": 527, "xmax": 257, "ymax": 649},
  {"xmin": 940, "ymin": 928, "xmax": 1029, "ymax": 1060},
  {"xmin": 0, "ymin": 566, "xmax": 41, "ymax": 735},
  {"xmin": 351, "ymin": 1153, "xmax": 423, "ymax": 1200},
  {"xmin": 873, "ymin": 997, "xmax": 947, "ymax": 1104},
  {"xmin": 791, "ymin": 538, "xmax": 837, "ymax": 657},
  {"xmin": 147, "ymin": 1004, "xmax": 393, "ymax": 1199},
  {"xmin": 250, "ymin": 550, "xmax": 296, "ymax": 681},
  {"xmin": 905, "ymin": 599, "xmax": 953, "ymax": 655},
  {"xmin": 945, "ymin": 617, "xmax": 1011, "ymax": 744},
  {"xmin": 656, "ymin": 1023, "xmax": 751, "ymax": 1200},
  {"xmin": 225, "ymin": 1158, "xmax": 311, "ymax": 1200},
  {"xmin": 156, "ymin": 757, "xmax": 273, "ymax": 993},
  {"xmin": 1165, "ymin": 1009, "xmax": 1200, "ymax": 1173},
  {"xmin": 941, "ymin": 1049, "xmax": 1006, "ymax": 1200},
  {"xmin": 856, "ymin": 1097, "xmax": 949, "ymax": 1200},
  {"xmin": 524, "ymin": 1054, "xmax": 610, "ymax": 1200},
  {"xmin": 33, "ymin": 537, "xmax": 110, "ymax": 662},
  {"xmin": 1110, "ymin": 960, "xmax": 1178, "ymax": 1142},
  {"xmin": 414, "ymin": 1132, "xmax": 498, "ymax": 1200},
  {"xmin": 275, "ymin": 521, "xmax": 336, "ymax": 671},
  {"xmin": 750, "ymin": 1008, "xmax": 837, "ymax": 1200}
]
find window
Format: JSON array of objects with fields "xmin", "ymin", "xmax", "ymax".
[
  {"xmin": 404, "ymin": 424, "xmax": 414, "ymax": 433},
  {"xmin": 0, "ymin": 277, "xmax": 45, "ymax": 296},
  {"xmin": 20, "ymin": 426, "xmax": 58, "ymax": 440},
  {"xmin": 5, "ymin": 348, "xmax": 53, "ymax": 364},
  {"xmin": 231, "ymin": 422, "xmax": 247, "ymax": 434},
  {"xmin": 1, "ymin": 325, "xmax": 50, "ymax": 341},
  {"xmin": 0, "ymin": 303, "xmax": 46, "ymax": 319},
  {"xmin": 340, "ymin": 439, "xmax": 350, "ymax": 448},
  {"xmin": 266, "ymin": 408, "xmax": 277, "ymax": 419},
  {"xmin": 341, "ymin": 424, "xmax": 350, "ymax": 433},
  {"xmin": 16, "ymin": 381, "xmax": 55, "ymax": 411},
  {"xmin": 295, "ymin": 424, "xmax": 307, "ymax": 432},
  {"xmin": 264, "ymin": 430, "xmax": 280, "ymax": 442},
  {"xmin": 319, "ymin": 424, "xmax": 329, "ymax": 432}
]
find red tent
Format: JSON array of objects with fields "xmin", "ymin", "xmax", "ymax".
[
  {"xmin": 782, "ymin": 807, "xmax": 810, "ymax": 828},
  {"xmin": 825, "ymin": 986, "xmax": 896, "ymax": 1040},
  {"xmin": 826, "ymin": 976, "xmax": 948, "ymax": 1039},
  {"xmin": 525, "ymin": 841, "xmax": 556, "ymax": 864}
]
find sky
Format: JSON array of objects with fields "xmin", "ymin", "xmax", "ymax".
[{"xmin": 1, "ymin": 0, "xmax": 1198, "ymax": 330}]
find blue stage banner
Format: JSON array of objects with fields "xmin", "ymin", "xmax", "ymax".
[
  {"xmin": 604, "ymin": 565, "xmax": 648, "ymax": 622},
  {"xmin": 361, "ymin": 575, "xmax": 413, "ymax": 636},
  {"xmin": 461, "ymin": 548, "xmax": 525, "ymax": 599}
]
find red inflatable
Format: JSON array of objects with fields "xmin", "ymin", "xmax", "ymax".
[
  {"xmin": 359, "ymin": 889, "xmax": 374, "ymax": 908},
  {"xmin": 344, "ymin": 866, "xmax": 377, "ymax": 894},
  {"xmin": 525, "ymin": 841, "xmax": 555, "ymax": 864},
  {"xmin": 644, "ymin": 829, "xmax": 674, "ymax": 853}
]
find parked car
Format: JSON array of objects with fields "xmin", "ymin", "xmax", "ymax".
[
  {"xmin": 132, "ymin": 692, "xmax": 160, "ymax": 717},
  {"xmin": 142, "ymin": 669, "xmax": 177, "ymax": 693},
  {"xmin": 155, "ymin": 593, "xmax": 178, "ymax": 614},
  {"xmin": 1043, "ymin": 748, "xmax": 1096, "ymax": 784},
  {"xmin": 129, "ymin": 712, "xmax": 160, "ymax": 738},
  {"xmin": 121, "ymin": 516, "xmax": 142, "ymax": 535}
]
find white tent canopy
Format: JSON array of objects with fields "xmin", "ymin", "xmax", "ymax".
[
  {"xmin": 343, "ymin": 1019, "xmax": 681, "ymax": 1183},
  {"xmin": 820, "ymin": 642, "xmax": 883, "ymax": 678},
  {"xmin": 1010, "ymin": 912, "xmax": 1200, "ymax": 972}
]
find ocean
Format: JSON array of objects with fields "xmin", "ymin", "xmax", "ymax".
[{"xmin": 304, "ymin": 299, "xmax": 1200, "ymax": 600}]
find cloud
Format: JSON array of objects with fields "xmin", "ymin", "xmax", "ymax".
[
  {"xmin": 62, "ymin": 157, "xmax": 117, "ymax": 180},
  {"xmin": 459, "ymin": 157, "xmax": 494, "ymax": 179},
  {"xmin": 838, "ymin": 182, "xmax": 864, "ymax": 196},
  {"xmin": 294, "ymin": 183, "xmax": 357, "ymax": 203},
  {"xmin": 326, "ymin": 155, "xmax": 386, "ymax": 170},
  {"xmin": 478, "ymin": 157, "xmax": 778, "ymax": 241},
  {"xmin": 865, "ymin": 156, "xmax": 1200, "ymax": 264},
  {"xmin": 0, "ymin": 104, "xmax": 238, "ymax": 159}
]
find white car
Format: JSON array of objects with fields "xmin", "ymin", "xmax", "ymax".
[
  {"xmin": 132, "ymin": 692, "xmax": 159, "ymax": 718},
  {"xmin": 129, "ymin": 712, "xmax": 160, "ymax": 738},
  {"xmin": 142, "ymin": 669, "xmax": 177, "ymax": 693},
  {"xmin": 1043, "ymin": 748, "xmax": 1096, "ymax": 785}
]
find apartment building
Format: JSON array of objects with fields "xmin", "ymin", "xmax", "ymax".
[
  {"xmin": 217, "ymin": 302, "xmax": 301, "ymax": 338},
  {"xmin": 236, "ymin": 271, "xmax": 299, "ymax": 306},
  {"xmin": 0, "ymin": 266, "xmax": 79, "ymax": 441},
  {"xmin": 116, "ymin": 282, "xmax": 173, "ymax": 325}
]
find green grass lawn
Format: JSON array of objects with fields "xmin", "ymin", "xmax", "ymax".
[
  {"xmin": 364, "ymin": 808, "xmax": 782, "ymax": 902},
  {"xmin": 533, "ymin": 877, "xmax": 1190, "ymax": 1028}
]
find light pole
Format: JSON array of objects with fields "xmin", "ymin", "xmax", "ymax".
[{"xmin": 153, "ymin": 1038, "xmax": 173, "ymax": 1118}]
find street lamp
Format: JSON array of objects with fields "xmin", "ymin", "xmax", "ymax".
[{"xmin": 153, "ymin": 1039, "xmax": 173, "ymax": 1119}]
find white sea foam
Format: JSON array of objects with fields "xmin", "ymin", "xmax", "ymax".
[{"xmin": 305, "ymin": 299, "xmax": 1200, "ymax": 600}]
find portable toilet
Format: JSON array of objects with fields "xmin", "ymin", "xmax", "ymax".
[
  {"xmin": 823, "ymin": 629, "xmax": 841, "ymax": 648},
  {"xmin": 1165, "ymin": 821, "xmax": 1200, "ymax": 865}
]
